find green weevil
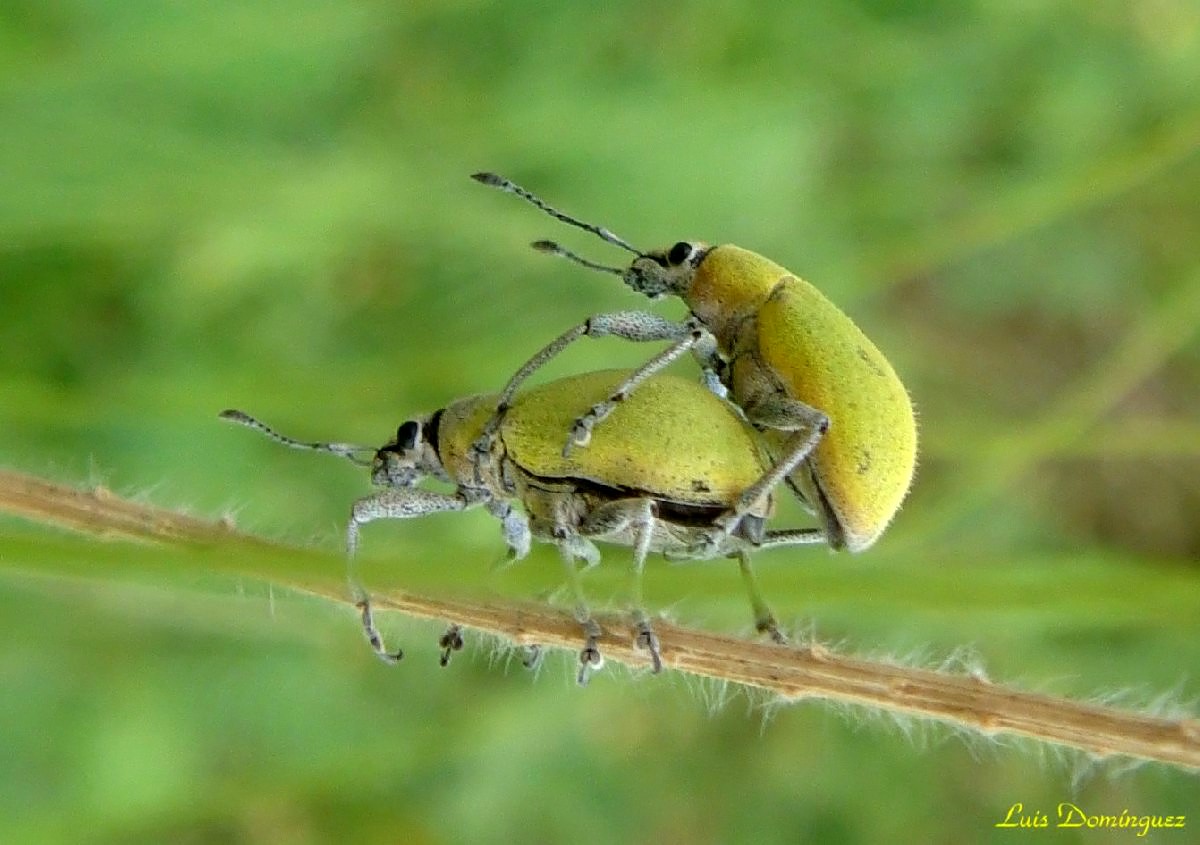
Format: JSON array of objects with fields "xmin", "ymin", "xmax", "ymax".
[
  {"xmin": 471, "ymin": 173, "xmax": 918, "ymax": 553},
  {"xmin": 221, "ymin": 369, "xmax": 822, "ymax": 683}
]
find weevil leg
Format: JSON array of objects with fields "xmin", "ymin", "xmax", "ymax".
[
  {"xmin": 714, "ymin": 393, "xmax": 829, "ymax": 537},
  {"xmin": 487, "ymin": 499, "xmax": 531, "ymax": 562},
  {"xmin": 521, "ymin": 644, "xmax": 544, "ymax": 671},
  {"xmin": 701, "ymin": 367, "xmax": 729, "ymax": 400},
  {"xmin": 346, "ymin": 488, "xmax": 473, "ymax": 558},
  {"xmin": 735, "ymin": 550, "xmax": 787, "ymax": 644},
  {"xmin": 566, "ymin": 333, "xmax": 700, "ymax": 454},
  {"xmin": 467, "ymin": 313, "xmax": 703, "ymax": 474},
  {"xmin": 787, "ymin": 461, "xmax": 847, "ymax": 550},
  {"xmin": 758, "ymin": 527, "xmax": 827, "ymax": 550},
  {"xmin": 356, "ymin": 597, "xmax": 404, "ymax": 664},
  {"xmin": 577, "ymin": 617, "xmax": 604, "ymax": 686},
  {"xmin": 632, "ymin": 613, "xmax": 662, "ymax": 673},
  {"xmin": 579, "ymin": 497, "xmax": 664, "ymax": 673},
  {"xmin": 344, "ymin": 488, "xmax": 476, "ymax": 664},
  {"xmin": 694, "ymin": 332, "xmax": 732, "ymax": 400},
  {"xmin": 438, "ymin": 624, "xmax": 465, "ymax": 667},
  {"xmin": 551, "ymin": 524, "xmax": 605, "ymax": 685}
]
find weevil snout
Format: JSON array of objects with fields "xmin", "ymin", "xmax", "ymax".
[
  {"xmin": 371, "ymin": 418, "xmax": 439, "ymax": 487},
  {"xmin": 371, "ymin": 448, "xmax": 421, "ymax": 488},
  {"xmin": 624, "ymin": 241, "xmax": 709, "ymax": 299}
]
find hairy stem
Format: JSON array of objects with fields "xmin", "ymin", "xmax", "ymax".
[{"xmin": 1, "ymin": 468, "xmax": 1197, "ymax": 770}]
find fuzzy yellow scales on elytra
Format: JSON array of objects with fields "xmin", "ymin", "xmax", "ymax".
[
  {"xmin": 501, "ymin": 370, "xmax": 771, "ymax": 508},
  {"xmin": 754, "ymin": 271, "xmax": 916, "ymax": 551}
]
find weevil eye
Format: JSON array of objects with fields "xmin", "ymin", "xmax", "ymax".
[
  {"xmin": 395, "ymin": 420, "xmax": 420, "ymax": 451},
  {"xmin": 667, "ymin": 241, "xmax": 693, "ymax": 265}
]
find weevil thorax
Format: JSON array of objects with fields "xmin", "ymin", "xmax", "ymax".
[
  {"xmin": 371, "ymin": 413, "xmax": 449, "ymax": 488},
  {"xmin": 685, "ymin": 244, "xmax": 789, "ymax": 343},
  {"xmin": 430, "ymin": 394, "xmax": 509, "ymax": 491}
]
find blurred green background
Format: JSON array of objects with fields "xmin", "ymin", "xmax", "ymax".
[{"xmin": 2, "ymin": 1, "xmax": 1199, "ymax": 842}]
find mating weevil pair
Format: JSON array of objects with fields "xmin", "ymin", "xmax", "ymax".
[
  {"xmin": 223, "ymin": 370, "xmax": 823, "ymax": 682},
  {"xmin": 470, "ymin": 173, "xmax": 918, "ymax": 554},
  {"xmin": 223, "ymin": 172, "xmax": 916, "ymax": 682}
]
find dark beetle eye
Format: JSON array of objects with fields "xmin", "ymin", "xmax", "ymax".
[
  {"xmin": 395, "ymin": 420, "xmax": 420, "ymax": 450},
  {"xmin": 667, "ymin": 241, "xmax": 692, "ymax": 265}
]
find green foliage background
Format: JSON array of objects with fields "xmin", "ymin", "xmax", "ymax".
[{"xmin": 2, "ymin": 1, "xmax": 1199, "ymax": 842}]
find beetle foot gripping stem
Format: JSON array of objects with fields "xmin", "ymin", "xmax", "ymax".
[
  {"xmin": 735, "ymin": 550, "xmax": 788, "ymax": 646},
  {"xmin": 438, "ymin": 624, "xmax": 465, "ymax": 667},
  {"xmin": 357, "ymin": 599, "xmax": 404, "ymax": 664},
  {"xmin": 757, "ymin": 616, "xmax": 788, "ymax": 646},
  {"xmin": 633, "ymin": 612, "xmax": 663, "ymax": 674},
  {"xmin": 577, "ymin": 618, "xmax": 605, "ymax": 686},
  {"xmin": 521, "ymin": 644, "xmax": 545, "ymax": 671}
]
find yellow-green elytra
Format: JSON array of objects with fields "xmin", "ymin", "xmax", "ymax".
[
  {"xmin": 472, "ymin": 173, "xmax": 918, "ymax": 553},
  {"xmin": 221, "ymin": 369, "xmax": 822, "ymax": 680},
  {"xmin": 440, "ymin": 369, "xmax": 774, "ymax": 513}
]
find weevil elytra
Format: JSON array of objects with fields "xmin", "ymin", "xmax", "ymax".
[
  {"xmin": 471, "ymin": 173, "xmax": 917, "ymax": 553},
  {"xmin": 222, "ymin": 369, "xmax": 823, "ymax": 683}
]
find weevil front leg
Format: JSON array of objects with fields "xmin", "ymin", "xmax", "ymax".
[
  {"xmin": 564, "ymin": 319, "xmax": 715, "ymax": 455},
  {"xmin": 579, "ymin": 497, "xmax": 663, "ymax": 673},
  {"xmin": 356, "ymin": 598, "xmax": 403, "ymax": 664},
  {"xmin": 468, "ymin": 312, "xmax": 708, "ymax": 476},
  {"xmin": 695, "ymin": 332, "xmax": 731, "ymax": 400},
  {"xmin": 714, "ymin": 392, "xmax": 830, "ymax": 538},
  {"xmin": 346, "ymin": 487, "xmax": 476, "ymax": 663}
]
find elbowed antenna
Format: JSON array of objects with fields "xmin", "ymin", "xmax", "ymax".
[
  {"xmin": 471, "ymin": 172, "xmax": 643, "ymax": 257},
  {"xmin": 219, "ymin": 409, "xmax": 376, "ymax": 467},
  {"xmin": 531, "ymin": 240, "xmax": 625, "ymax": 276}
]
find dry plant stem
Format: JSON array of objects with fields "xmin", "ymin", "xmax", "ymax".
[{"xmin": 2, "ymin": 468, "xmax": 1198, "ymax": 771}]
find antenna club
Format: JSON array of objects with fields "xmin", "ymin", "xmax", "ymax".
[
  {"xmin": 528, "ymin": 240, "xmax": 626, "ymax": 275},
  {"xmin": 470, "ymin": 170, "xmax": 643, "ymax": 256}
]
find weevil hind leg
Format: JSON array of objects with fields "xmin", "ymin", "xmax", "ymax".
[
  {"xmin": 579, "ymin": 497, "xmax": 664, "ymax": 674},
  {"xmin": 787, "ymin": 462, "xmax": 847, "ymax": 550},
  {"xmin": 715, "ymin": 392, "xmax": 829, "ymax": 537},
  {"xmin": 735, "ymin": 550, "xmax": 787, "ymax": 645}
]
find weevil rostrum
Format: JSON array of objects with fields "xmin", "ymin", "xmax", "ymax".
[
  {"xmin": 471, "ymin": 173, "xmax": 918, "ymax": 554},
  {"xmin": 222, "ymin": 369, "xmax": 823, "ymax": 683}
]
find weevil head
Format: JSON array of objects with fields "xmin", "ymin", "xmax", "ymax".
[
  {"xmin": 372, "ymin": 411, "xmax": 447, "ymax": 487},
  {"xmin": 624, "ymin": 240, "xmax": 711, "ymax": 300}
]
